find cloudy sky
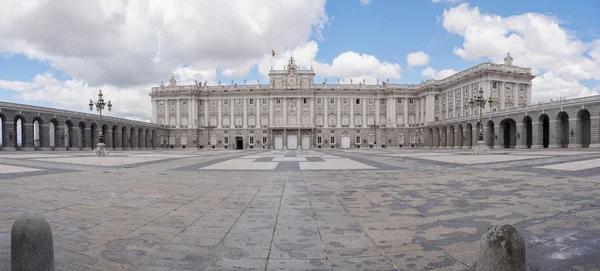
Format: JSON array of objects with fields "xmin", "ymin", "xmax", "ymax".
[{"xmin": 0, "ymin": 0, "xmax": 599, "ymax": 122}]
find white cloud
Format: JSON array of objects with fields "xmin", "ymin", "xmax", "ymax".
[
  {"xmin": 441, "ymin": 3, "xmax": 600, "ymax": 101},
  {"xmin": 406, "ymin": 51, "xmax": 430, "ymax": 67},
  {"xmin": 420, "ymin": 67, "xmax": 457, "ymax": 80},
  {"xmin": 432, "ymin": 0, "xmax": 462, "ymax": 3},
  {"xmin": 360, "ymin": 0, "xmax": 372, "ymax": 6}
]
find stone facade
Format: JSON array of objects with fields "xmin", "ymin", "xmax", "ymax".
[
  {"xmin": 0, "ymin": 102, "xmax": 167, "ymax": 151},
  {"xmin": 152, "ymin": 53, "xmax": 569, "ymax": 150}
]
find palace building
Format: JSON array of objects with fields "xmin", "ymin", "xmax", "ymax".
[{"xmin": 149, "ymin": 53, "xmax": 535, "ymax": 149}]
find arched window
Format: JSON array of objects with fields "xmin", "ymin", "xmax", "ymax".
[
  {"xmin": 341, "ymin": 115, "xmax": 349, "ymax": 126},
  {"xmin": 261, "ymin": 116, "xmax": 268, "ymax": 126},
  {"xmin": 328, "ymin": 116, "xmax": 336, "ymax": 127}
]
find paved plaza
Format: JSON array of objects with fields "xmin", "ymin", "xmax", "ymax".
[{"xmin": 0, "ymin": 148, "xmax": 599, "ymax": 270}]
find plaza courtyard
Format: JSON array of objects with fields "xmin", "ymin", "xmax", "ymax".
[{"xmin": 0, "ymin": 148, "xmax": 599, "ymax": 270}]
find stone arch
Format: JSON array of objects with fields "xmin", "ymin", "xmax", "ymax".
[
  {"xmin": 556, "ymin": 111, "xmax": 569, "ymax": 148},
  {"xmin": 130, "ymin": 127, "xmax": 136, "ymax": 149},
  {"xmin": 90, "ymin": 122, "xmax": 98, "ymax": 148},
  {"xmin": 145, "ymin": 128, "xmax": 150, "ymax": 149},
  {"xmin": 65, "ymin": 120, "xmax": 74, "ymax": 150},
  {"xmin": 499, "ymin": 118, "xmax": 517, "ymax": 149},
  {"xmin": 101, "ymin": 124, "xmax": 109, "ymax": 147},
  {"xmin": 78, "ymin": 121, "xmax": 86, "ymax": 150},
  {"xmin": 456, "ymin": 124, "xmax": 463, "ymax": 148},
  {"xmin": 448, "ymin": 125, "xmax": 455, "ymax": 148},
  {"xmin": 538, "ymin": 114, "xmax": 550, "ymax": 148},
  {"xmin": 151, "ymin": 130, "xmax": 156, "ymax": 149},
  {"xmin": 0, "ymin": 113, "xmax": 6, "ymax": 148},
  {"xmin": 32, "ymin": 116, "xmax": 44, "ymax": 149},
  {"xmin": 522, "ymin": 116, "xmax": 533, "ymax": 148},
  {"xmin": 475, "ymin": 121, "xmax": 482, "ymax": 142},
  {"xmin": 577, "ymin": 109, "xmax": 591, "ymax": 148},
  {"xmin": 14, "ymin": 115, "xmax": 28, "ymax": 149},
  {"xmin": 121, "ymin": 126, "xmax": 128, "ymax": 149},
  {"xmin": 486, "ymin": 120, "xmax": 495, "ymax": 148},
  {"xmin": 441, "ymin": 127, "xmax": 447, "ymax": 147},
  {"xmin": 138, "ymin": 128, "xmax": 144, "ymax": 149},
  {"xmin": 428, "ymin": 128, "xmax": 434, "ymax": 147},
  {"xmin": 49, "ymin": 118, "xmax": 59, "ymax": 149},
  {"xmin": 465, "ymin": 123, "xmax": 473, "ymax": 147},
  {"xmin": 434, "ymin": 127, "xmax": 440, "ymax": 147},
  {"xmin": 112, "ymin": 125, "xmax": 119, "ymax": 150}
]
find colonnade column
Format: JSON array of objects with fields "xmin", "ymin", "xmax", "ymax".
[
  {"xmin": 296, "ymin": 98, "xmax": 301, "ymax": 126},
  {"xmin": 283, "ymin": 98, "xmax": 287, "ymax": 126},
  {"xmin": 568, "ymin": 120, "xmax": 581, "ymax": 148},
  {"xmin": 515, "ymin": 123, "xmax": 527, "ymax": 148},
  {"xmin": 243, "ymin": 98, "xmax": 248, "ymax": 128},
  {"xmin": 204, "ymin": 98, "xmax": 209, "ymax": 127},
  {"xmin": 188, "ymin": 99, "xmax": 193, "ymax": 128},
  {"xmin": 269, "ymin": 98, "xmax": 274, "ymax": 127},
  {"xmin": 590, "ymin": 116, "xmax": 600, "ymax": 147},
  {"xmin": 114, "ymin": 129, "xmax": 122, "ymax": 150},
  {"xmin": 462, "ymin": 127, "xmax": 469, "ymax": 149},
  {"xmin": 336, "ymin": 98, "xmax": 341, "ymax": 128},
  {"xmin": 54, "ymin": 125, "xmax": 65, "ymax": 150},
  {"xmin": 105, "ymin": 129, "xmax": 113, "ymax": 149},
  {"xmin": 217, "ymin": 100, "xmax": 222, "ymax": 128},
  {"xmin": 350, "ymin": 98, "xmax": 354, "ymax": 128},
  {"xmin": 548, "ymin": 120, "xmax": 560, "ymax": 148},
  {"xmin": 230, "ymin": 99, "xmax": 234, "ymax": 128},
  {"xmin": 21, "ymin": 123, "xmax": 34, "ymax": 150},
  {"xmin": 324, "ymin": 97, "xmax": 329, "ymax": 128},
  {"xmin": 375, "ymin": 98, "xmax": 380, "ymax": 125},
  {"xmin": 494, "ymin": 124, "xmax": 502, "ymax": 149},
  {"xmin": 40, "ymin": 124, "xmax": 50, "ymax": 150},
  {"xmin": 403, "ymin": 98, "xmax": 409, "ymax": 127},
  {"xmin": 362, "ymin": 98, "xmax": 367, "ymax": 128},
  {"xmin": 176, "ymin": 99, "xmax": 181, "ymax": 128},
  {"xmin": 531, "ymin": 122, "xmax": 543, "ymax": 148},
  {"xmin": 310, "ymin": 98, "xmax": 315, "ymax": 126},
  {"xmin": 164, "ymin": 100, "xmax": 169, "ymax": 127},
  {"xmin": 256, "ymin": 99, "xmax": 261, "ymax": 128}
]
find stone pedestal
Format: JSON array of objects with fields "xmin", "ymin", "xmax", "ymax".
[
  {"xmin": 515, "ymin": 144, "xmax": 527, "ymax": 149},
  {"xmin": 531, "ymin": 144, "xmax": 544, "ymax": 149},
  {"xmin": 93, "ymin": 143, "xmax": 110, "ymax": 157},
  {"xmin": 477, "ymin": 224, "xmax": 525, "ymax": 271},
  {"xmin": 568, "ymin": 144, "xmax": 582, "ymax": 148},
  {"xmin": 11, "ymin": 215, "xmax": 54, "ymax": 271},
  {"xmin": 590, "ymin": 144, "xmax": 600, "ymax": 148},
  {"xmin": 472, "ymin": 140, "xmax": 487, "ymax": 155}
]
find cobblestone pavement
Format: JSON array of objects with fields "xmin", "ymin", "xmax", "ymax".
[{"xmin": 0, "ymin": 148, "xmax": 599, "ymax": 270}]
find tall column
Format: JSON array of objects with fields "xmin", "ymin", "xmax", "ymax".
[
  {"xmin": 269, "ymin": 98, "xmax": 274, "ymax": 126},
  {"xmin": 243, "ymin": 98, "xmax": 248, "ymax": 128},
  {"xmin": 152, "ymin": 100, "xmax": 158, "ymax": 124},
  {"xmin": 324, "ymin": 97, "xmax": 329, "ymax": 128},
  {"xmin": 83, "ymin": 127, "xmax": 91, "ymax": 150},
  {"xmin": 176, "ymin": 99, "xmax": 181, "ymax": 128},
  {"xmin": 425, "ymin": 95, "xmax": 435, "ymax": 123},
  {"xmin": 403, "ymin": 98, "xmax": 409, "ymax": 126},
  {"xmin": 283, "ymin": 98, "xmax": 287, "ymax": 125},
  {"xmin": 416, "ymin": 98, "xmax": 421, "ymax": 124},
  {"xmin": 53, "ymin": 125, "xmax": 65, "ymax": 150},
  {"xmin": 188, "ymin": 99, "xmax": 193, "ymax": 128},
  {"xmin": 515, "ymin": 123, "xmax": 526, "ymax": 149},
  {"xmin": 123, "ymin": 129, "xmax": 130, "ymax": 150},
  {"xmin": 164, "ymin": 100, "xmax": 169, "ymax": 126},
  {"xmin": 375, "ymin": 98, "xmax": 380, "ymax": 125},
  {"xmin": 549, "ymin": 120, "xmax": 560, "ymax": 148},
  {"xmin": 105, "ymin": 129, "xmax": 113, "ymax": 149},
  {"xmin": 568, "ymin": 119, "xmax": 581, "ymax": 148},
  {"xmin": 462, "ymin": 127, "xmax": 469, "ymax": 149},
  {"xmin": 40, "ymin": 124, "xmax": 50, "ymax": 150},
  {"xmin": 310, "ymin": 98, "xmax": 315, "ymax": 126},
  {"xmin": 350, "ymin": 98, "xmax": 354, "ymax": 128},
  {"xmin": 217, "ymin": 99, "xmax": 222, "ymax": 128},
  {"xmin": 494, "ymin": 124, "xmax": 502, "ymax": 149},
  {"xmin": 114, "ymin": 129, "xmax": 122, "ymax": 149},
  {"xmin": 444, "ymin": 93, "xmax": 449, "ymax": 120},
  {"xmin": 230, "ymin": 99, "xmax": 234, "ymax": 128},
  {"xmin": 336, "ymin": 98, "xmax": 341, "ymax": 128},
  {"xmin": 22, "ymin": 123, "xmax": 34, "ymax": 150},
  {"xmin": 296, "ymin": 98, "xmax": 301, "ymax": 126},
  {"xmin": 362, "ymin": 98, "xmax": 367, "ymax": 128},
  {"xmin": 256, "ymin": 99, "xmax": 261, "ymax": 128},
  {"xmin": 204, "ymin": 99, "xmax": 209, "ymax": 127}
]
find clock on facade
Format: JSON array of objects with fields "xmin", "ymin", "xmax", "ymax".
[{"xmin": 287, "ymin": 77, "xmax": 296, "ymax": 87}]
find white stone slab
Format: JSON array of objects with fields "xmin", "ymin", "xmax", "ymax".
[
  {"xmin": 200, "ymin": 159, "xmax": 278, "ymax": 170},
  {"xmin": 0, "ymin": 154, "xmax": 69, "ymax": 159},
  {"xmin": 129, "ymin": 153, "xmax": 198, "ymax": 158},
  {"xmin": 31, "ymin": 157, "xmax": 165, "ymax": 166},
  {"xmin": 510, "ymin": 151, "xmax": 600, "ymax": 156},
  {"xmin": 0, "ymin": 164, "xmax": 44, "ymax": 174},
  {"xmin": 299, "ymin": 159, "xmax": 375, "ymax": 170},
  {"xmin": 382, "ymin": 153, "xmax": 452, "ymax": 157},
  {"xmin": 241, "ymin": 155, "xmax": 285, "ymax": 159},
  {"xmin": 416, "ymin": 155, "xmax": 548, "ymax": 165},
  {"xmin": 272, "ymin": 157, "xmax": 307, "ymax": 162},
  {"xmin": 536, "ymin": 158, "xmax": 600, "ymax": 171}
]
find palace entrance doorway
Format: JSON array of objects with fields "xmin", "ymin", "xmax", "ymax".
[{"xmin": 235, "ymin": 136, "xmax": 243, "ymax": 149}]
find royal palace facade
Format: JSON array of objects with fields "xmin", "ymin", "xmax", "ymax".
[{"xmin": 150, "ymin": 53, "xmax": 536, "ymax": 150}]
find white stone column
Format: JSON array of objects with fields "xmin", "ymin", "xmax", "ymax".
[
  {"xmin": 188, "ymin": 98, "xmax": 193, "ymax": 128},
  {"xmin": 164, "ymin": 99, "xmax": 169, "ymax": 126},
  {"xmin": 362, "ymin": 98, "xmax": 367, "ymax": 128},
  {"xmin": 324, "ymin": 97, "xmax": 329, "ymax": 128},
  {"xmin": 425, "ymin": 95, "xmax": 435, "ymax": 123},
  {"xmin": 230, "ymin": 99, "xmax": 234, "ymax": 128},
  {"xmin": 445, "ymin": 93, "xmax": 449, "ymax": 120},
  {"xmin": 269, "ymin": 98, "xmax": 274, "ymax": 126},
  {"xmin": 336, "ymin": 98, "xmax": 341, "ymax": 128},
  {"xmin": 243, "ymin": 98, "xmax": 248, "ymax": 128},
  {"xmin": 416, "ymin": 98, "xmax": 421, "ymax": 124},
  {"xmin": 350, "ymin": 98, "xmax": 354, "ymax": 128},
  {"xmin": 176, "ymin": 99, "xmax": 181, "ymax": 128},
  {"xmin": 375, "ymin": 98, "xmax": 380, "ymax": 125},
  {"xmin": 296, "ymin": 98, "xmax": 301, "ymax": 126},
  {"xmin": 217, "ymin": 99, "xmax": 222, "ymax": 128},
  {"xmin": 256, "ymin": 99, "xmax": 261, "ymax": 128},
  {"xmin": 403, "ymin": 98, "xmax": 408, "ymax": 127},
  {"xmin": 283, "ymin": 98, "xmax": 287, "ymax": 125},
  {"xmin": 310, "ymin": 98, "xmax": 315, "ymax": 126},
  {"xmin": 204, "ymin": 98, "xmax": 208, "ymax": 127}
]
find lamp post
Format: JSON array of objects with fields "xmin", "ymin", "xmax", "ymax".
[
  {"xmin": 369, "ymin": 123, "xmax": 379, "ymax": 148},
  {"xmin": 89, "ymin": 90, "xmax": 113, "ymax": 156},
  {"xmin": 469, "ymin": 87, "xmax": 492, "ymax": 154}
]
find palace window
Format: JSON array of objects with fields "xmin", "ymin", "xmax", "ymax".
[
  {"xmin": 303, "ymin": 98, "xmax": 308, "ymax": 104},
  {"xmin": 355, "ymin": 116, "xmax": 362, "ymax": 126},
  {"xmin": 210, "ymin": 117, "xmax": 217, "ymax": 126},
  {"xmin": 261, "ymin": 116, "xmax": 268, "ymax": 126},
  {"xmin": 367, "ymin": 116, "xmax": 374, "ymax": 125},
  {"xmin": 224, "ymin": 136, "xmax": 229, "ymax": 145},
  {"xmin": 330, "ymin": 98, "xmax": 335, "ymax": 104},
  {"xmin": 316, "ymin": 116, "xmax": 323, "ymax": 126},
  {"xmin": 368, "ymin": 99, "xmax": 373, "ymax": 105},
  {"xmin": 223, "ymin": 118, "xmax": 230, "ymax": 127},
  {"xmin": 330, "ymin": 136, "xmax": 335, "ymax": 144},
  {"xmin": 380, "ymin": 99, "xmax": 386, "ymax": 104},
  {"xmin": 235, "ymin": 117, "xmax": 242, "ymax": 126},
  {"xmin": 249, "ymin": 137, "xmax": 254, "ymax": 144},
  {"xmin": 276, "ymin": 98, "xmax": 282, "ymax": 104},
  {"xmin": 159, "ymin": 101, "xmax": 164, "ymax": 107},
  {"xmin": 199, "ymin": 100, "xmax": 204, "ymax": 105},
  {"xmin": 397, "ymin": 98, "xmax": 402, "ymax": 103},
  {"xmin": 343, "ymin": 98, "xmax": 348, "ymax": 104},
  {"xmin": 249, "ymin": 99, "xmax": 254, "ymax": 105},
  {"xmin": 519, "ymin": 84, "xmax": 524, "ymax": 91},
  {"xmin": 328, "ymin": 116, "xmax": 336, "ymax": 127},
  {"xmin": 317, "ymin": 98, "xmax": 322, "ymax": 105},
  {"xmin": 248, "ymin": 116, "xmax": 255, "ymax": 126},
  {"xmin": 182, "ymin": 100, "xmax": 187, "ymax": 105},
  {"xmin": 262, "ymin": 98, "xmax": 267, "ymax": 105},
  {"xmin": 317, "ymin": 136, "xmax": 322, "ymax": 144},
  {"xmin": 170, "ymin": 100, "xmax": 176, "ymax": 106},
  {"xmin": 236, "ymin": 99, "xmax": 242, "ymax": 105},
  {"xmin": 211, "ymin": 100, "xmax": 216, "ymax": 106},
  {"xmin": 356, "ymin": 136, "xmax": 361, "ymax": 144},
  {"xmin": 493, "ymin": 82, "xmax": 498, "ymax": 89},
  {"xmin": 342, "ymin": 115, "xmax": 349, "ymax": 126},
  {"xmin": 409, "ymin": 98, "xmax": 414, "ymax": 104},
  {"xmin": 262, "ymin": 137, "xmax": 267, "ymax": 144},
  {"xmin": 355, "ymin": 99, "xmax": 360, "ymax": 105},
  {"xmin": 302, "ymin": 116, "xmax": 310, "ymax": 126},
  {"xmin": 224, "ymin": 100, "xmax": 229, "ymax": 106},
  {"xmin": 275, "ymin": 116, "xmax": 282, "ymax": 125}
]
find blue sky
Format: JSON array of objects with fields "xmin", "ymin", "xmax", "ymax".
[{"xmin": 0, "ymin": 0, "xmax": 598, "ymax": 120}]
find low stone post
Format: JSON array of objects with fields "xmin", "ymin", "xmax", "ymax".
[
  {"xmin": 11, "ymin": 215, "xmax": 54, "ymax": 271},
  {"xmin": 477, "ymin": 224, "xmax": 525, "ymax": 271}
]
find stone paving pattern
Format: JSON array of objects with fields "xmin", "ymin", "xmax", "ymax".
[{"xmin": 0, "ymin": 149, "xmax": 599, "ymax": 270}]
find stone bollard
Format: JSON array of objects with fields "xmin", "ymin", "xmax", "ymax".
[
  {"xmin": 11, "ymin": 215, "xmax": 54, "ymax": 271},
  {"xmin": 477, "ymin": 224, "xmax": 525, "ymax": 271}
]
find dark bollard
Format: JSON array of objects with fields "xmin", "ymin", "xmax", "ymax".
[
  {"xmin": 477, "ymin": 224, "xmax": 525, "ymax": 271},
  {"xmin": 11, "ymin": 215, "xmax": 54, "ymax": 271}
]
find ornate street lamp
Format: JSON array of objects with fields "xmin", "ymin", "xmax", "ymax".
[
  {"xmin": 89, "ymin": 90, "xmax": 113, "ymax": 156},
  {"xmin": 469, "ymin": 87, "xmax": 493, "ymax": 154}
]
